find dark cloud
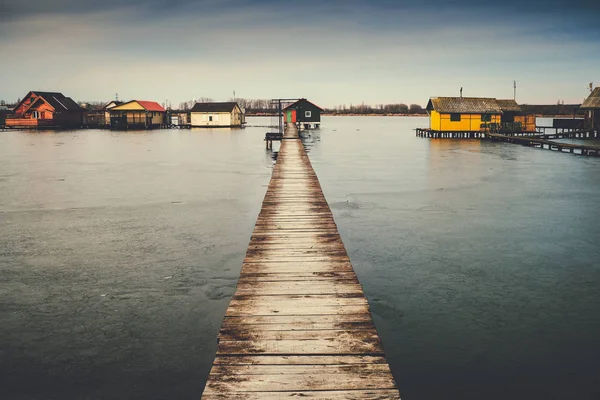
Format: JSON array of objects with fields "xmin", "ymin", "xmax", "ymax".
[{"xmin": 3, "ymin": 0, "xmax": 600, "ymax": 22}]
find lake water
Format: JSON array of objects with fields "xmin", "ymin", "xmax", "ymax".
[{"xmin": 1, "ymin": 117, "xmax": 599, "ymax": 400}]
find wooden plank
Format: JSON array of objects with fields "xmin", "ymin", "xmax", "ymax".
[
  {"xmin": 204, "ymin": 370, "xmax": 394, "ymax": 391},
  {"xmin": 202, "ymin": 389, "xmax": 401, "ymax": 399},
  {"xmin": 209, "ymin": 363, "xmax": 392, "ymax": 375},
  {"xmin": 222, "ymin": 314, "xmax": 372, "ymax": 327},
  {"xmin": 235, "ymin": 281, "xmax": 363, "ymax": 295},
  {"xmin": 216, "ymin": 337, "xmax": 383, "ymax": 355},
  {"xmin": 212, "ymin": 355, "xmax": 387, "ymax": 365},
  {"xmin": 218, "ymin": 329, "xmax": 379, "ymax": 341}
]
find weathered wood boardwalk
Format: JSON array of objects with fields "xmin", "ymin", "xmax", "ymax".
[
  {"xmin": 202, "ymin": 124, "xmax": 400, "ymax": 399},
  {"xmin": 484, "ymin": 132, "xmax": 600, "ymax": 157}
]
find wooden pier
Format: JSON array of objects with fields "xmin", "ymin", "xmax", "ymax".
[
  {"xmin": 415, "ymin": 128, "xmax": 486, "ymax": 139},
  {"xmin": 484, "ymin": 133, "xmax": 600, "ymax": 157},
  {"xmin": 416, "ymin": 128, "xmax": 599, "ymax": 140},
  {"xmin": 202, "ymin": 123, "xmax": 400, "ymax": 399}
]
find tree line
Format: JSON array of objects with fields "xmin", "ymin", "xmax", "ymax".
[{"xmin": 325, "ymin": 103, "xmax": 425, "ymax": 115}]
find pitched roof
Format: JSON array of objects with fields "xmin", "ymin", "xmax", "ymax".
[
  {"xmin": 110, "ymin": 100, "xmax": 165, "ymax": 112},
  {"xmin": 427, "ymin": 97, "xmax": 502, "ymax": 114},
  {"xmin": 190, "ymin": 102, "xmax": 239, "ymax": 113},
  {"xmin": 103, "ymin": 101, "xmax": 123, "ymax": 110},
  {"xmin": 31, "ymin": 91, "xmax": 82, "ymax": 111},
  {"xmin": 283, "ymin": 98, "xmax": 324, "ymax": 111},
  {"xmin": 496, "ymin": 99, "xmax": 522, "ymax": 112},
  {"xmin": 581, "ymin": 87, "xmax": 600, "ymax": 109},
  {"xmin": 137, "ymin": 101, "xmax": 165, "ymax": 112}
]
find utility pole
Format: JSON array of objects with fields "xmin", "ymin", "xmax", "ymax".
[{"xmin": 513, "ymin": 81, "xmax": 517, "ymax": 101}]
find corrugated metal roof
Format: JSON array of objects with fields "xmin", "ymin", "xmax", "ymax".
[
  {"xmin": 190, "ymin": 102, "xmax": 239, "ymax": 113},
  {"xmin": 427, "ymin": 97, "xmax": 502, "ymax": 114},
  {"xmin": 496, "ymin": 99, "xmax": 522, "ymax": 112},
  {"xmin": 32, "ymin": 91, "xmax": 82, "ymax": 111},
  {"xmin": 581, "ymin": 87, "xmax": 600, "ymax": 109}
]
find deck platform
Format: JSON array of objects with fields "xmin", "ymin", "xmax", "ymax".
[
  {"xmin": 484, "ymin": 133, "xmax": 600, "ymax": 157},
  {"xmin": 202, "ymin": 124, "xmax": 400, "ymax": 399}
]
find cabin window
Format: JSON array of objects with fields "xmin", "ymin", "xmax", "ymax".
[
  {"xmin": 450, "ymin": 113, "xmax": 461, "ymax": 122},
  {"xmin": 481, "ymin": 114, "xmax": 492, "ymax": 122},
  {"xmin": 209, "ymin": 116, "xmax": 213, "ymax": 122},
  {"xmin": 305, "ymin": 111, "xmax": 312, "ymax": 118},
  {"xmin": 32, "ymin": 111, "xmax": 39, "ymax": 119}
]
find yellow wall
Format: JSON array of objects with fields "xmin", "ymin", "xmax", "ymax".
[
  {"xmin": 110, "ymin": 101, "xmax": 145, "ymax": 111},
  {"xmin": 514, "ymin": 115, "xmax": 536, "ymax": 132},
  {"xmin": 429, "ymin": 110, "xmax": 501, "ymax": 132}
]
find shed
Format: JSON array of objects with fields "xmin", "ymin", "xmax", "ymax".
[
  {"xmin": 189, "ymin": 102, "xmax": 244, "ymax": 128},
  {"xmin": 496, "ymin": 99, "xmax": 536, "ymax": 133},
  {"xmin": 426, "ymin": 97, "xmax": 502, "ymax": 132},
  {"xmin": 283, "ymin": 99, "xmax": 323, "ymax": 129},
  {"xmin": 6, "ymin": 91, "xmax": 83, "ymax": 129},
  {"xmin": 108, "ymin": 100, "xmax": 165, "ymax": 129},
  {"xmin": 581, "ymin": 87, "xmax": 600, "ymax": 131}
]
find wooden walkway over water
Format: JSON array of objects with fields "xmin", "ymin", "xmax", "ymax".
[
  {"xmin": 202, "ymin": 124, "xmax": 400, "ymax": 399},
  {"xmin": 484, "ymin": 132, "xmax": 600, "ymax": 157}
]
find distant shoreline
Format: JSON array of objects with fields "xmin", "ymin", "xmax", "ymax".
[
  {"xmin": 246, "ymin": 113, "xmax": 582, "ymax": 118},
  {"xmin": 246, "ymin": 113, "xmax": 427, "ymax": 117}
]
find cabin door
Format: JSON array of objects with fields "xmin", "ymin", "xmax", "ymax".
[{"xmin": 286, "ymin": 110, "xmax": 296, "ymax": 123}]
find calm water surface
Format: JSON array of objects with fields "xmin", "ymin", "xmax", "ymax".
[{"xmin": 1, "ymin": 117, "xmax": 599, "ymax": 399}]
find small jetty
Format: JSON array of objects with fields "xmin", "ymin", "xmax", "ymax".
[
  {"xmin": 202, "ymin": 123, "xmax": 400, "ymax": 399},
  {"xmin": 484, "ymin": 133, "xmax": 600, "ymax": 157}
]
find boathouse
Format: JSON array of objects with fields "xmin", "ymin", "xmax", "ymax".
[
  {"xmin": 5, "ymin": 91, "xmax": 83, "ymax": 129},
  {"xmin": 426, "ymin": 97, "xmax": 502, "ymax": 132},
  {"xmin": 582, "ymin": 87, "xmax": 600, "ymax": 131},
  {"xmin": 189, "ymin": 102, "xmax": 244, "ymax": 128},
  {"xmin": 108, "ymin": 100, "xmax": 165, "ymax": 129},
  {"xmin": 496, "ymin": 99, "xmax": 536, "ymax": 133},
  {"xmin": 283, "ymin": 98, "xmax": 323, "ymax": 129}
]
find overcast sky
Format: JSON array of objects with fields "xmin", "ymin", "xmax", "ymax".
[{"xmin": 1, "ymin": 0, "xmax": 599, "ymax": 107}]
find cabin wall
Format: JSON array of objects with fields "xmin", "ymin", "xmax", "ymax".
[
  {"xmin": 190, "ymin": 112, "xmax": 233, "ymax": 127},
  {"xmin": 593, "ymin": 110, "xmax": 600, "ymax": 130},
  {"xmin": 231, "ymin": 107, "xmax": 244, "ymax": 126},
  {"xmin": 15, "ymin": 98, "xmax": 55, "ymax": 120},
  {"xmin": 434, "ymin": 112, "xmax": 501, "ymax": 132},
  {"xmin": 514, "ymin": 115, "xmax": 536, "ymax": 132},
  {"xmin": 292, "ymin": 101, "xmax": 321, "ymax": 123},
  {"xmin": 111, "ymin": 102, "xmax": 145, "ymax": 111},
  {"xmin": 54, "ymin": 111, "xmax": 83, "ymax": 127},
  {"xmin": 109, "ymin": 110, "xmax": 164, "ymax": 129}
]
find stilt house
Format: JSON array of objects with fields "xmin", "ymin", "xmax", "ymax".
[
  {"xmin": 189, "ymin": 102, "xmax": 244, "ymax": 128},
  {"xmin": 582, "ymin": 87, "xmax": 600, "ymax": 131},
  {"xmin": 283, "ymin": 99, "xmax": 323, "ymax": 129},
  {"xmin": 426, "ymin": 97, "xmax": 502, "ymax": 132},
  {"xmin": 6, "ymin": 91, "xmax": 83, "ymax": 129},
  {"xmin": 108, "ymin": 100, "xmax": 165, "ymax": 129}
]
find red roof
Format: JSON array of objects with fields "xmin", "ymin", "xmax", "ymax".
[{"xmin": 137, "ymin": 101, "xmax": 165, "ymax": 112}]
